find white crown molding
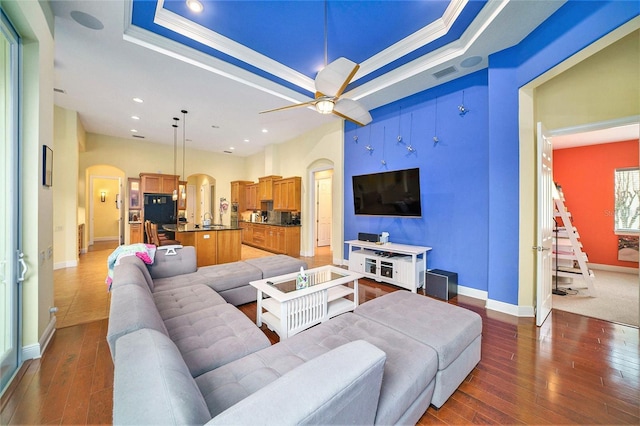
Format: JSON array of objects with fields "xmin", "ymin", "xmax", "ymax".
[
  {"xmin": 123, "ymin": 24, "xmax": 313, "ymax": 106},
  {"xmin": 345, "ymin": 0, "xmax": 508, "ymax": 101},
  {"xmin": 154, "ymin": 0, "xmax": 314, "ymax": 93},
  {"xmin": 357, "ymin": 0, "xmax": 467, "ymax": 80}
]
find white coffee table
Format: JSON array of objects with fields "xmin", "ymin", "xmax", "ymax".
[{"xmin": 250, "ymin": 265, "xmax": 363, "ymax": 340}]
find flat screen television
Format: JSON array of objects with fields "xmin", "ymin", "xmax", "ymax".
[{"xmin": 352, "ymin": 168, "xmax": 422, "ymax": 217}]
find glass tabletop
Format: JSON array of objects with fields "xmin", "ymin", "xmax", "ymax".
[{"xmin": 267, "ymin": 268, "xmax": 349, "ymax": 293}]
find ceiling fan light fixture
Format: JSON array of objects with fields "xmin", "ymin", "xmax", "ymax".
[
  {"xmin": 186, "ymin": 0, "xmax": 204, "ymax": 13},
  {"xmin": 315, "ymin": 99, "xmax": 334, "ymax": 114}
]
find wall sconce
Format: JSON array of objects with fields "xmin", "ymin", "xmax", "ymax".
[{"xmin": 100, "ymin": 191, "xmax": 106, "ymax": 202}]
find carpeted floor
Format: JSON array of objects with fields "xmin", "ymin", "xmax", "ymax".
[{"xmin": 552, "ymin": 269, "xmax": 639, "ymax": 327}]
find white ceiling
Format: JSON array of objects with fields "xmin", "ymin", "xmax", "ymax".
[
  {"xmin": 552, "ymin": 121, "xmax": 640, "ymax": 150},
  {"xmin": 50, "ymin": 0, "xmax": 566, "ymax": 156}
]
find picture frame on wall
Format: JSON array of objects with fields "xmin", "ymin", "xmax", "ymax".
[{"xmin": 43, "ymin": 145, "xmax": 53, "ymax": 187}]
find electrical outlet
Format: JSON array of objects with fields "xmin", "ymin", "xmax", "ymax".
[{"xmin": 47, "ymin": 246, "xmax": 53, "ymax": 259}]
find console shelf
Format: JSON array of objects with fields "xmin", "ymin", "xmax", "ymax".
[{"xmin": 346, "ymin": 240, "xmax": 431, "ymax": 293}]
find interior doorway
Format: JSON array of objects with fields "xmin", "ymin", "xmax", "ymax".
[
  {"xmin": 88, "ymin": 175, "xmax": 123, "ymax": 247},
  {"xmin": 315, "ymin": 170, "xmax": 333, "ymax": 247}
]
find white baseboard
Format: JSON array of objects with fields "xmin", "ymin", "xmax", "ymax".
[
  {"xmin": 80, "ymin": 248, "xmax": 88, "ymax": 254},
  {"xmin": 54, "ymin": 260, "xmax": 78, "ymax": 270},
  {"xmin": 457, "ymin": 285, "xmax": 488, "ymax": 301},
  {"xmin": 589, "ymin": 263, "xmax": 639, "ymax": 274},
  {"xmin": 22, "ymin": 316, "xmax": 56, "ymax": 360}
]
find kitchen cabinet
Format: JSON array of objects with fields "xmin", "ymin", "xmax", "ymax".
[
  {"xmin": 258, "ymin": 175, "xmax": 281, "ymax": 201},
  {"xmin": 130, "ymin": 223, "xmax": 143, "ymax": 244},
  {"xmin": 231, "ymin": 180, "xmax": 253, "ymax": 212},
  {"xmin": 240, "ymin": 221, "xmax": 253, "ymax": 244},
  {"xmin": 140, "ymin": 173, "xmax": 178, "ymax": 194},
  {"xmin": 240, "ymin": 222, "xmax": 300, "ymax": 257},
  {"xmin": 273, "ymin": 177, "xmax": 301, "ymax": 211},
  {"xmin": 245, "ymin": 183, "xmax": 259, "ymax": 210}
]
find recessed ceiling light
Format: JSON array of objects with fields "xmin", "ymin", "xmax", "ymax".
[
  {"xmin": 131, "ymin": 129, "xmax": 138, "ymax": 133},
  {"xmin": 243, "ymin": 139, "xmax": 249, "ymax": 143},
  {"xmin": 131, "ymin": 115, "xmax": 140, "ymax": 120},
  {"xmin": 70, "ymin": 10, "xmax": 104, "ymax": 30},
  {"xmin": 262, "ymin": 129, "xmax": 268, "ymax": 133},
  {"xmin": 229, "ymin": 147, "xmax": 235, "ymax": 150},
  {"xmin": 133, "ymin": 97, "xmax": 143, "ymax": 103},
  {"xmin": 186, "ymin": 0, "xmax": 204, "ymax": 13}
]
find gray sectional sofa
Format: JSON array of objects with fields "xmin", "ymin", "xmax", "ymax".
[{"xmin": 108, "ymin": 246, "xmax": 482, "ymax": 425}]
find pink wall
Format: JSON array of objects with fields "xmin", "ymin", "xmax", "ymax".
[{"xmin": 553, "ymin": 140, "xmax": 639, "ymax": 267}]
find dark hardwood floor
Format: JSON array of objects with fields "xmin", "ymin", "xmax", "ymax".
[{"xmin": 1, "ymin": 245, "xmax": 638, "ymax": 425}]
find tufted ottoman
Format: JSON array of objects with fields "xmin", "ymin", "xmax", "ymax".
[{"xmin": 353, "ymin": 290, "xmax": 482, "ymax": 407}]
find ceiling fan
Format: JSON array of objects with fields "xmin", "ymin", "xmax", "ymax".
[{"xmin": 260, "ymin": 56, "xmax": 372, "ymax": 127}]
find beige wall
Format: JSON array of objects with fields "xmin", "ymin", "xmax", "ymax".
[
  {"xmin": 245, "ymin": 121, "xmax": 345, "ymax": 261},
  {"xmin": 3, "ymin": 0, "xmax": 56, "ymax": 355},
  {"xmin": 535, "ymin": 30, "xmax": 639, "ymax": 129},
  {"xmin": 53, "ymin": 106, "xmax": 81, "ymax": 269},
  {"xmin": 92, "ymin": 178, "xmax": 120, "ymax": 239}
]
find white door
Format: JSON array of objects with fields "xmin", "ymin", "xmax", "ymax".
[
  {"xmin": 1, "ymin": 14, "xmax": 22, "ymax": 391},
  {"xmin": 316, "ymin": 177, "xmax": 332, "ymax": 247},
  {"xmin": 536, "ymin": 122, "xmax": 554, "ymax": 326},
  {"xmin": 186, "ymin": 184, "xmax": 196, "ymax": 224}
]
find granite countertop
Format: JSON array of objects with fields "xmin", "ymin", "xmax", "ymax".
[
  {"xmin": 239, "ymin": 220, "xmax": 301, "ymax": 227},
  {"xmin": 163, "ymin": 224, "xmax": 242, "ymax": 232}
]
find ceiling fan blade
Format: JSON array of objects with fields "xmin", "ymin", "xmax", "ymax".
[
  {"xmin": 259, "ymin": 100, "xmax": 316, "ymax": 114},
  {"xmin": 333, "ymin": 98, "xmax": 372, "ymax": 126},
  {"xmin": 315, "ymin": 57, "xmax": 359, "ymax": 98}
]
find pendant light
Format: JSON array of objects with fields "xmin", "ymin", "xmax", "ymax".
[
  {"xmin": 181, "ymin": 110, "xmax": 188, "ymax": 200},
  {"xmin": 172, "ymin": 117, "xmax": 179, "ymax": 201}
]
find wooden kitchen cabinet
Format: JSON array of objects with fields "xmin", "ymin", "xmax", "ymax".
[
  {"xmin": 241, "ymin": 223, "xmax": 300, "ymax": 257},
  {"xmin": 273, "ymin": 177, "xmax": 301, "ymax": 211},
  {"xmin": 245, "ymin": 183, "xmax": 259, "ymax": 210},
  {"xmin": 231, "ymin": 180, "xmax": 253, "ymax": 212},
  {"xmin": 130, "ymin": 223, "xmax": 143, "ymax": 244},
  {"xmin": 217, "ymin": 230, "xmax": 242, "ymax": 264},
  {"xmin": 140, "ymin": 173, "xmax": 178, "ymax": 194},
  {"xmin": 258, "ymin": 175, "xmax": 281, "ymax": 201}
]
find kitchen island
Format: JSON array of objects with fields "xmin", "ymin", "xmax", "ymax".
[{"xmin": 163, "ymin": 224, "xmax": 242, "ymax": 267}]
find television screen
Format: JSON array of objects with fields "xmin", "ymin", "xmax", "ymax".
[{"xmin": 352, "ymin": 168, "xmax": 422, "ymax": 217}]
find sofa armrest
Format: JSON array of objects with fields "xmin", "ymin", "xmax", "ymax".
[{"xmin": 206, "ymin": 340, "xmax": 386, "ymax": 425}]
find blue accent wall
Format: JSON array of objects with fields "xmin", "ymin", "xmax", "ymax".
[
  {"xmin": 343, "ymin": 0, "xmax": 639, "ymax": 305},
  {"xmin": 344, "ymin": 70, "xmax": 490, "ymax": 293}
]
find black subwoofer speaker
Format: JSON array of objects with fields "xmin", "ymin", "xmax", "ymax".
[{"xmin": 426, "ymin": 269, "xmax": 458, "ymax": 301}]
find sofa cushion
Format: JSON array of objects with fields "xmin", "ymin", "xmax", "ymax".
[
  {"xmin": 107, "ymin": 283, "xmax": 169, "ymax": 359},
  {"xmin": 113, "ymin": 329, "xmax": 211, "ymax": 425},
  {"xmin": 153, "ymin": 284, "xmax": 227, "ymax": 321},
  {"xmin": 207, "ymin": 340, "xmax": 386, "ymax": 426},
  {"xmin": 192, "ymin": 261, "xmax": 264, "ymax": 293},
  {"xmin": 164, "ymin": 303, "xmax": 271, "ymax": 377},
  {"xmin": 149, "ymin": 246, "xmax": 197, "ymax": 279},
  {"xmin": 354, "ymin": 290, "xmax": 482, "ymax": 370},
  {"xmin": 244, "ymin": 255, "xmax": 308, "ymax": 278},
  {"xmin": 196, "ymin": 312, "xmax": 438, "ymax": 425}
]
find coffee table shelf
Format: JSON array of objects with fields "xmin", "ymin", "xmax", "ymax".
[{"xmin": 250, "ymin": 265, "xmax": 362, "ymax": 340}]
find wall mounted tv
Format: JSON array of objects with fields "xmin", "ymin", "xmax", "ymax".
[{"xmin": 352, "ymin": 168, "xmax": 422, "ymax": 217}]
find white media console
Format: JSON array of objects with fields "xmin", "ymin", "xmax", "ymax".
[{"xmin": 345, "ymin": 240, "xmax": 432, "ymax": 293}]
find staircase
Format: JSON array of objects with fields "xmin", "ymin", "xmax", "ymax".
[{"xmin": 553, "ymin": 185, "xmax": 597, "ymax": 296}]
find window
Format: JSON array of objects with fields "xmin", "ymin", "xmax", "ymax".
[{"xmin": 614, "ymin": 167, "xmax": 640, "ymax": 233}]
